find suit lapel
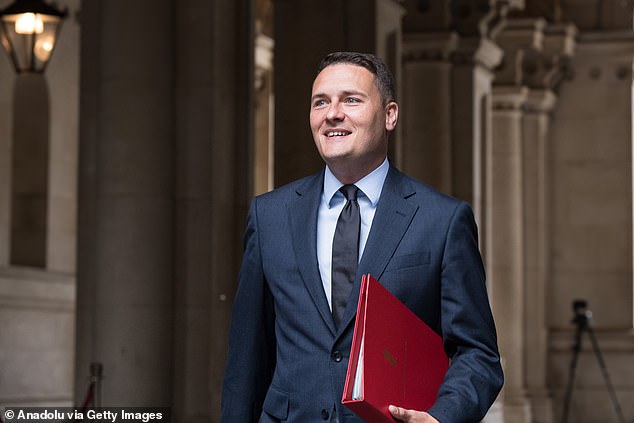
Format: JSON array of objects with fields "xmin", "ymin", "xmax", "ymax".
[
  {"xmin": 288, "ymin": 170, "xmax": 338, "ymax": 336},
  {"xmin": 337, "ymin": 167, "xmax": 419, "ymax": 333}
]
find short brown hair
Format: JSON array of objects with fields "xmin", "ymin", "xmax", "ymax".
[{"xmin": 316, "ymin": 51, "xmax": 396, "ymax": 105}]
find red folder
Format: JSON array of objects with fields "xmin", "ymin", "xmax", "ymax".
[{"xmin": 342, "ymin": 274, "xmax": 449, "ymax": 422}]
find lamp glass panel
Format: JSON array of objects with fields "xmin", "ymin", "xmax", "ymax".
[
  {"xmin": 0, "ymin": 13, "xmax": 61, "ymax": 72},
  {"xmin": 15, "ymin": 13, "xmax": 44, "ymax": 34},
  {"xmin": 0, "ymin": 27, "xmax": 9, "ymax": 52}
]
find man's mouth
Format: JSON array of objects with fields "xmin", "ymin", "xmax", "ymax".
[{"xmin": 325, "ymin": 130, "xmax": 351, "ymax": 138}]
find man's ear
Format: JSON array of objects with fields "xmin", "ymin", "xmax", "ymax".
[{"xmin": 385, "ymin": 101, "xmax": 399, "ymax": 131}]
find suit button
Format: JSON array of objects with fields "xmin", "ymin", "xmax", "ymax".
[
  {"xmin": 321, "ymin": 409, "xmax": 330, "ymax": 420},
  {"xmin": 332, "ymin": 350, "xmax": 343, "ymax": 362}
]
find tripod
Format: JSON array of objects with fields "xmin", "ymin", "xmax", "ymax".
[{"xmin": 561, "ymin": 300, "xmax": 625, "ymax": 423}]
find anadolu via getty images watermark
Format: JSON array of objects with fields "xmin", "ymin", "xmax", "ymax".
[{"xmin": 3, "ymin": 407, "xmax": 171, "ymax": 423}]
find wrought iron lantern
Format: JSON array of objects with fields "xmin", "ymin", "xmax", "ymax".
[{"xmin": 0, "ymin": 0, "xmax": 67, "ymax": 73}]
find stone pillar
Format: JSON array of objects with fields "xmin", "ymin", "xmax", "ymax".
[
  {"xmin": 272, "ymin": 0, "xmax": 404, "ymax": 186},
  {"xmin": 171, "ymin": 1, "xmax": 254, "ymax": 420},
  {"xmin": 437, "ymin": 0, "xmax": 514, "ymax": 227},
  {"xmin": 10, "ymin": 75, "xmax": 49, "ymax": 267},
  {"xmin": 450, "ymin": 37, "xmax": 502, "ymax": 219},
  {"xmin": 492, "ymin": 18, "xmax": 536, "ymax": 423},
  {"xmin": 45, "ymin": 1, "xmax": 81, "ymax": 273},
  {"xmin": 489, "ymin": 17, "xmax": 576, "ymax": 422},
  {"xmin": 0, "ymin": 11, "xmax": 11, "ymax": 266},
  {"xmin": 521, "ymin": 23, "xmax": 576, "ymax": 423},
  {"xmin": 401, "ymin": 33, "xmax": 457, "ymax": 193},
  {"xmin": 491, "ymin": 85, "xmax": 530, "ymax": 422},
  {"xmin": 254, "ymin": 33, "xmax": 274, "ymax": 195},
  {"xmin": 522, "ymin": 89, "xmax": 556, "ymax": 423},
  {"xmin": 490, "ymin": 17, "xmax": 551, "ymax": 423},
  {"xmin": 75, "ymin": 0, "xmax": 174, "ymax": 406}
]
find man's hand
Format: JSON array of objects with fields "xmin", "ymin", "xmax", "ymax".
[{"xmin": 388, "ymin": 405, "xmax": 440, "ymax": 423}]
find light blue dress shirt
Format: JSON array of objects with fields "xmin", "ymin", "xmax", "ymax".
[{"xmin": 317, "ymin": 158, "xmax": 389, "ymax": 311}]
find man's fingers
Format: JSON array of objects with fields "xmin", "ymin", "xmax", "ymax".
[
  {"xmin": 389, "ymin": 405, "xmax": 408, "ymax": 420},
  {"xmin": 388, "ymin": 405, "xmax": 440, "ymax": 423}
]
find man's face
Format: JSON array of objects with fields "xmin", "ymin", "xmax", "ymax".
[{"xmin": 309, "ymin": 63, "xmax": 398, "ymax": 180}]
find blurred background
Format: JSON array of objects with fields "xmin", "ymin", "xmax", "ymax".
[{"xmin": 0, "ymin": 0, "xmax": 632, "ymax": 422}]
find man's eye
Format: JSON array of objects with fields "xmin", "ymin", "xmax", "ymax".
[
  {"xmin": 313, "ymin": 99, "xmax": 327, "ymax": 107},
  {"xmin": 344, "ymin": 97, "xmax": 360, "ymax": 104}
]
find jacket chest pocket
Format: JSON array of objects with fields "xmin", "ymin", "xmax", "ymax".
[{"xmin": 385, "ymin": 251, "xmax": 430, "ymax": 272}]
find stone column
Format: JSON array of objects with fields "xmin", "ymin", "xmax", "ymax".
[
  {"xmin": 0, "ymin": 15, "xmax": 11, "ymax": 265},
  {"xmin": 10, "ymin": 75, "xmax": 49, "ymax": 267},
  {"xmin": 450, "ymin": 37, "xmax": 502, "ymax": 220},
  {"xmin": 490, "ymin": 17, "xmax": 551, "ymax": 423},
  {"xmin": 171, "ymin": 1, "xmax": 254, "ymax": 420},
  {"xmin": 522, "ymin": 89, "xmax": 556, "ymax": 423},
  {"xmin": 254, "ymin": 33, "xmax": 274, "ymax": 195},
  {"xmin": 491, "ymin": 85, "xmax": 530, "ymax": 422},
  {"xmin": 401, "ymin": 33, "xmax": 457, "ymax": 192},
  {"xmin": 45, "ymin": 0, "xmax": 81, "ymax": 273},
  {"xmin": 521, "ymin": 23, "xmax": 576, "ymax": 423},
  {"xmin": 272, "ymin": 0, "xmax": 404, "ymax": 186},
  {"xmin": 75, "ymin": 0, "xmax": 174, "ymax": 406}
]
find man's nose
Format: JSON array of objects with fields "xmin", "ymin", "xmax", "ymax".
[{"xmin": 326, "ymin": 101, "xmax": 344, "ymax": 121}]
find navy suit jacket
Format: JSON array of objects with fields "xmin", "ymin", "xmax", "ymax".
[{"xmin": 221, "ymin": 165, "xmax": 503, "ymax": 423}]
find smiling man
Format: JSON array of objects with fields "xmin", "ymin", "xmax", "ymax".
[
  {"xmin": 309, "ymin": 61, "xmax": 397, "ymax": 185},
  {"xmin": 221, "ymin": 52, "xmax": 503, "ymax": 423}
]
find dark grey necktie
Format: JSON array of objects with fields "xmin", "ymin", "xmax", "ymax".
[{"xmin": 331, "ymin": 184, "xmax": 360, "ymax": 328}]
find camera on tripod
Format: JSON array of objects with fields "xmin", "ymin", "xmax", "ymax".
[
  {"xmin": 562, "ymin": 299, "xmax": 625, "ymax": 423},
  {"xmin": 571, "ymin": 299, "xmax": 592, "ymax": 327}
]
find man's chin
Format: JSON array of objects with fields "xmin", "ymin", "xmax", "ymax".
[{"xmin": 321, "ymin": 152, "xmax": 355, "ymax": 166}]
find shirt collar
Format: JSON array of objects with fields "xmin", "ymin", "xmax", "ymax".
[{"xmin": 324, "ymin": 158, "xmax": 389, "ymax": 208}]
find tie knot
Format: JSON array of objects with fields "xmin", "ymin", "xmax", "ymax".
[{"xmin": 340, "ymin": 184, "xmax": 359, "ymax": 201}]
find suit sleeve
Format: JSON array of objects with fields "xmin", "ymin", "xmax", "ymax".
[
  {"xmin": 427, "ymin": 202, "xmax": 504, "ymax": 423},
  {"xmin": 221, "ymin": 198, "xmax": 276, "ymax": 423}
]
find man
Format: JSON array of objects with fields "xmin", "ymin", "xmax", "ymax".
[{"xmin": 221, "ymin": 52, "xmax": 503, "ymax": 423}]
